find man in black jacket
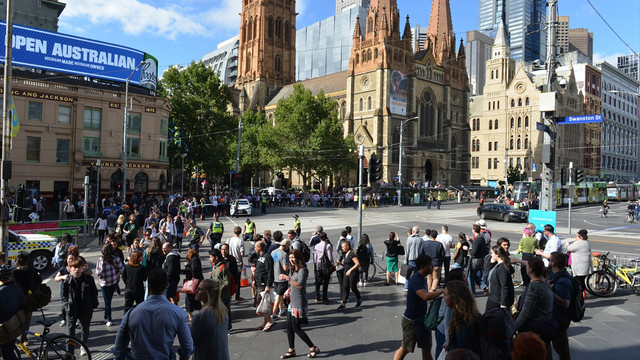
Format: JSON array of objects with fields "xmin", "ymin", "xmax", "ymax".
[
  {"xmin": 162, "ymin": 242, "xmax": 181, "ymax": 305},
  {"xmin": 253, "ymin": 240, "xmax": 274, "ymax": 331},
  {"xmin": 467, "ymin": 224, "xmax": 488, "ymax": 295},
  {"xmin": 0, "ymin": 265, "xmax": 26, "ymax": 360},
  {"xmin": 63, "ymin": 258, "xmax": 98, "ymax": 355}
]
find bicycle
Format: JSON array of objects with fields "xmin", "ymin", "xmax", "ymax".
[
  {"xmin": 625, "ymin": 210, "xmax": 636, "ymax": 223},
  {"xmin": 13, "ymin": 310, "xmax": 91, "ymax": 359},
  {"xmin": 586, "ymin": 252, "xmax": 640, "ymax": 297},
  {"xmin": 367, "ymin": 252, "xmax": 387, "ymax": 281},
  {"xmin": 599, "ymin": 207, "xmax": 608, "ymax": 218}
]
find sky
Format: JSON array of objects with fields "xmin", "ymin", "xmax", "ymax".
[{"xmin": 57, "ymin": 0, "xmax": 640, "ymax": 74}]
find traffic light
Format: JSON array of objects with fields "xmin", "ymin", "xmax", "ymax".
[
  {"xmin": 575, "ymin": 168, "xmax": 585, "ymax": 184},
  {"xmin": 560, "ymin": 167, "xmax": 567, "ymax": 186},
  {"xmin": 359, "ymin": 166, "xmax": 368, "ymax": 187},
  {"xmin": 313, "ymin": 181, "xmax": 321, "ymax": 190},
  {"xmin": 541, "ymin": 144, "xmax": 555, "ymax": 169},
  {"xmin": 232, "ymin": 173, "xmax": 243, "ymax": 187},
  {"xmin": 369, "ymin": 154, "xmax": 382, "ymax": 186}
]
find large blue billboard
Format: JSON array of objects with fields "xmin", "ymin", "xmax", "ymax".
[{"xmin": 0, "ymin": 22, "xmax": 157, "ymax": 92}]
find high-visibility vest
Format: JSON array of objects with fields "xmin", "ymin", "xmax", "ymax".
[
  {"xmin": 211, "ymin": 221, "xmax": 224, "ymax": 233},
  {"xmin": 245, "ymin": 221, "xmax": 255, "ymax": 233}
]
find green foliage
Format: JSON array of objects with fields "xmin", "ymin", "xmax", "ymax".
[
  {"xmin": 160, "ymin": 62, "xmax": 236, "ymax": 180},
  {"xmin": 507, "ymin": 166, "xmax": 528, "ymax": 185},
  {"xmin": 239, "ymin": 110, "xmax": 269, "ymax": 178},
  {"xmin": 261, "ymin": 84, "xmax": 356, "ymax": 189}
]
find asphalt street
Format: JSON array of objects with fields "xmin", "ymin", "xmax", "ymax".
[{"xmin": 32, "ymin": 200, "xmax": 640, "ymax": 359}]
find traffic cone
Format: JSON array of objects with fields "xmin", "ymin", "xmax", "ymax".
[{"xmin": 240, "ymin": 264, "xmax": 250, "ymax": 287}]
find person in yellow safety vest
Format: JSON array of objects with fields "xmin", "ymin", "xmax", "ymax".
[
  {"xmin": 437, "ymin": 191, "xmax": 443, "ymax": 209},
  {"xmin": 205, "ymin": 214, "xmax": 224, "ymax": 247},
  {"xmin": 243, "ymin": 218, "xmax": 256, "ymax": 242},
  {"xmin": 292, "ymin": 214, "xmax": 301, "ymax": 237},
  {"xmin": 199, "ymin": 197, "xmax": 206, "ymax": 220},
  {"xmin": 261, "ymin": 195, "xmax": 267, "ymax": 214},
  {"xmin": 353, "ymin": 194, "xmax": 359, "ymax": 209}
]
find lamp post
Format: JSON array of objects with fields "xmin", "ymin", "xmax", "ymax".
[
  {"xmin": 397, "ymin": 117, "xmax": 418, "ymax": 206},
  {"xmin": 504, "ymin": 149, "xmax": 509, "ymax": 197},
  {"xmin": 181, "ymin": 153, "xmax": 187, "ymax": 195},
  {"xmin": 122, "ymin": 61, "xmax": 145, "ymax": 204}
]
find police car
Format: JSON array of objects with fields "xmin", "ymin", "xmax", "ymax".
[
  {"xmin": 230, "ymin": 199, "xmax": 253, "ymax": 216},
  {"xmin": 5, "ymin": 230, "xmax": 58, "ymax": 271}
]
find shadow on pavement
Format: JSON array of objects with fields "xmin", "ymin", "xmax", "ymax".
[{"xmin": 331, "ymin": 340, "xmax": 399, "ymax": 357}]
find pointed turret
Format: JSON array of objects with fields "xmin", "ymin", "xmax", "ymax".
[
  {"xmin": 426, "ymin": 0, "xmax": 454, "ymax": 65},
  {"xmin": 457, "ymin": 38, "xmax": 466, "ymax": 59},
  {"xmin": 492, "ymin": 18, "xmax": 510, "ymax": 59},
  {"xmin": 380, "ymin": 7, "xmax": 389, "ymax": 31},
  {"xmin": 353, "ymin": 16, "xmax": 362, "ymax": 39},
  {"xmin": 403, "ymin": 15, "xmax": 412, "ymax": 41}
]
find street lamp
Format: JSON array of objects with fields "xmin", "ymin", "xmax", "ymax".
[
  {"xmin": 122, "ymin": 61, "xmax": 145, "ymax": 203},
  {"xmin": 397, "ymin": 116, "xmax": 418, "ymax": 206},
  {"xmin": 181, "ymin": 153, "xmax": 187, "ymax": 195}
]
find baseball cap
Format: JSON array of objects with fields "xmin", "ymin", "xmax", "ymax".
[
  {"xmin": 190, "ymin": 220, "xmax": 197, "ymax": 225},
  {"xmin": 475, "ymin": 219, "xmax": 487, "ymax": 228},
  {"xmin": 293, "ymin": 214, "xmax": 299, "ymax": 218},
  {"xmin": 280, "ymin": 239, "xmax": 292, "ymax": 247}
]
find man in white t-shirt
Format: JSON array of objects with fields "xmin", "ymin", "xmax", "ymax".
[
  {"xmin": 535, "ymin": 224, "xmax": 563, "ymax": 267},
  {"xmin": 435, "ymin": 225, "xmax": 455, "ymax": 284}
]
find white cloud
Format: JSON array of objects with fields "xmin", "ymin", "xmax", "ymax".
[
  {"xmin": 59, "ymin": 0, "xmax": 235, "ymax": 39},
  {"xmin": 593, "ymin": 52, "xmax": 623, "ymax": 67}
]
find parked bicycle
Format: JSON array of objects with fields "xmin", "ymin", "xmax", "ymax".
[
  {"xmin": 586, "ymin": 252, "xmax": 640, "ymax": 297},
  {"xmin": 367, "ymin": 252, "xmax": 387, "ymax": 281},
  {"xmin": 13, "ymin": 310, "xmax": 91, "ymax": 359}
]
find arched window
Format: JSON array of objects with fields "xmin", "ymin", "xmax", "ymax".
[
  {"xmin": 518, "ymin": 98, "xmax": 522, "ymax": 106},
  {"xmin": 511, "ymin": 99, "xmax": 515, "ymax": 107},
  {"xmin": 246, "ymin": 52, "xmax": 251, "ymax": 72},
  {"xmin": 496, "ymin": 69, "xmax": 499, "ymax": 78},
  {"xmin": 525, "ymin": 116, "xmax": 529, "ymax": 127},
  {"xmin": 489, "ymin": 120, "xmax": 493, "ymax": 130},
  {"xmin": 419, "ymin": 90, "xmax": 436, "ymax": 138},
  {"xmin": 524, "ymin": 137, "xmax": 529, "ymax": 149},
  {"xmin": 247, "ymin": 18, "xmax": 253, "ymax": 40},
  {"xmin": 367, "ymin": 49, "xmax": 372, "ymax": 61},
  {"xmin": 359, "ymin": 98, "xmax": 363, "ymax": 111},
  {"xmin": 374, "ymin": 48, "xmax": 378, "ymax": 59},
  {"xmin": 517, "ymin": 117, "xmax": 522, "ymax": 128},
  {"xmin": 368, "ymin": 18, "xmax": 373, "ymax": 33},
  {"xmin": 494, "ymin": 119, "xmax": 498, "ymax": 129},
  {"xmin": 491, "ymin": 70, "xmax": 494, "ymax": 79},
  {"xmin": 275, "ymin": 17, "xmax": 282, "ymax": 39},
  {"xmin": 517, "ymin": 138, "xmax": 521, "ymax": 149},
  {"xmin": 451, "ymin": 138, "xmax": 458, "ymax": 168},
  {"xmin": 497, "ymin": 101, "xmax": 499, "ymax": 109},
  {"xmin": 356, "ymin": 53, "xmax": 359, "ymax": 63},
  {"xmin": 510, "ymin": 117, "xmax": 514, "ymax": 128},
  {"xmin": 275, "ymin": 54, "xmax": 281, "ymax": 72},
  {"xmin": 368, "ymin": 96, "xmax": 372, "ymax": 110},
  {"xmin": 253, "ymin": 18, "xmax": 257, "ymax": 40},
  {"xmin": 340, "ymin": 101, "xmax": 346, "ymax": 120},
  {"xmin": 510, "ymin": 138, "xmax": 514, "ymax": 150},
  {"xmin": 268, "ymin": 17, "xmax": 274, "ymax": 38},
  {"xmin": 526, "ymin": 97, "xmax": 530, "ymax": 106},
  {"xmin": 134, "ymin": 172, "xmax": 149, "ymax": 194},
  {"xmin": 158, "ymin": 173, "xmax": 165, "ymax": 193},
  {"xmin": 489, "ymin": 142, "xmax": 493, "ymax": 151},
  {"xmin": 285, "ymin": 21, "xmax": 290, "ymax": 43}
]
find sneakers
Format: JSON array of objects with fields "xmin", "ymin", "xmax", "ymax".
[
  {"xmin": 278, "ymin": 309, "xmax": 287, "ymax": 316},
  {"xmin": 80, "ymin": 348, "xmax": 87, "ymax": 356},
  {"xmin": 271, "ymin": 313, "xmax": 279, "ymax": 320},
  {"xmin": 363, "ymin": 281, "xmax": 367, "ymax": 286},
  {"xmin": 105, "ymin": 321, "xmax": 113, "ymax": 327},
  {"xmin": 358, "ymin": 281, "xmax": 364, "ymax": 286},
  {"xmin": 355, "ymin": 300, "xmax": 362, "ymax": 308},
  {"xmin": 59, "ymin": 320, "xmax": 66, "ymax": 327},
  {"xmin": 336, "ymin": 304, "xmax": 345, "ymax": 311}
]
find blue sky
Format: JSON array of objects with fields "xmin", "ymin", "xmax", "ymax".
[{"xmin": 57, "ymin": 0, "xmax": 640, "ymax": 74}]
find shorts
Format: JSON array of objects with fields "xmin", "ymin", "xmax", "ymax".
[
  {"xmin": 386, "ymin": 256, "xmax": 399, "ymax": 273},
  {"xmin": 274, "ymin": 281, "xmax": 288, "ymax": 296},
  {"xmin": 401, "ymin": 316, "xmax": 432, "ymax": 352}
]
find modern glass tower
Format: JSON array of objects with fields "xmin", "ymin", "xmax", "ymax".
[{"xmin": 478, "ymin": 0, "xmax": 546, "ymax": 62}]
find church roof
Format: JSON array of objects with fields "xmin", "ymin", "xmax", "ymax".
[{"xmin": 266, "ymin": 71, "xmax": 348, "ymax": 107}]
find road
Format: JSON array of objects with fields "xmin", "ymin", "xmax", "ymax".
[{"xmin": 33, "ymin": 200, "xmax": 639, "ymax": 359}]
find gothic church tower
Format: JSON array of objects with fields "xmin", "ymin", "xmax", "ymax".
[{"xmin": 236, "ymin": 0, "xmax": 296, "ymax": 112}]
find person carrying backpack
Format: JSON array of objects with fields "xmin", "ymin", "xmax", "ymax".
[
  {"xmin": 356, "ymin": 234, "xmax": 373, "ymax": 286},
  {"xmin": 548, "ymin": 252, "xmax": 577, "ymax": 360}
]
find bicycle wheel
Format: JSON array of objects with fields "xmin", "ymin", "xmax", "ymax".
[
  {"xmin": 367, "ymin": 258, "xmax": 377, "ymax": 280},
  {"xmin": 42, "ymin": 334, "xmax": 91, "ymax": 360},
  {"xmin": 586, "ymin": 270, "xmax": 618, "ymax": 297}
]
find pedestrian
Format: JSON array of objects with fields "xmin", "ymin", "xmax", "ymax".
[
  {"xmin": 63, "ymin": 257, "xmax": 98, "ymax": 356},
  {"xmin": 107, "ymin": 210, "xmax": 118, "ymax": 234},
  {"xmin": 206, "ymin": 215, "xmax": 224, "ymax": 248},
  {"xmin": 209, "ymin": 248, "xmax": 233, "ymax": 331},
  {"xmin": 436, "ymin": 226, "xmax": 455, "ymax": 284},
  {"xmin": 114, "ymin": 214, "xmax": 125, "ymax": 239},
  {"xmin": 0, "ymin": 264, "xmax": 26, "ymax": 360},
  {"xmin": 419, "ymin": 229, "xmax": 446, "ymax": 291},
  {"xmin": 393, "ymin": 255, "xmax": 444, "ymax": 360},
  {"xmin": 113, "ymin": 269, "xmax": 193, "ymax": 360},
  {"xmin": 547, "ymin": 252, "xmax": 574, "ymax": 360},
  {"xmin": 515, "ymin": 257, "xmax": 556, "ymax": 344},
  {"xmin": 336, "ymin": 240, "xmax": 361, "ymax": 311},
  {"xmin": 485, "ymin": 245, "xmax": 515, "ymax": 312},
  {"xmin": 12, "ymin": 251, "xmax": 42, "ymax": 346},
  {"xmin": 279, "ymin": 249, "xmax": 320, "ymax": 359},
  {"xmin": 271, "ymin": 238, "xmax": 291, "ymax": 320},
  {"xmin": 162, "ymin": 242, "xmax": 181, "ymax": 305},
  {"xmin": 243, "ymin": 218, "xmax": 256, "ymax": 242},
  {"xmin": 184, "ymin": 248, "xmax": 204, "ymax": 322},
  {"xmin": 96, "ymin": 243, "xmax": 123, "ymax": 327},
  {"xmin": 335, "ymin": 235, "xmax": 347, "ymax": 300},
  {"xmin": 254, "ymin": 240, "xmax": 275, "ymax": 331},
  {"xmin": 442, "ymin": 280, "xmax": 479, "ymax": 353},
  {"xmin": 122, "ymin": 251, "xmax": 147, "ymax": 314},
  {"xmin": 190, "ymin": 279, "xmax": 230, "ymax": 360},
  {"xmin": 452, "ymin": 232, "xmax": 469, "ymax": 270},
  {"xmin": 403, "ymin": 226, "xmax": 422, "ymax": 291},
  {"xmin": 357, "ymin": 234, "xmax": 374, "ymax": 286},
  {"xmin": 123, "ymin": 214, "xmax": 141, "ymax": 252},
  {"xmin": 292, "ymin": 214, "xmax": 301, "ymax": 237},
  {"xmin": 174, "ymin": 213, "xmax": 186, "ymax": 252},
  {"xmin": 434, "ymin": 268, "xmax": 465, "ymax": 359},
  {"xmin": 312, "ymin": 232, "xmax": 334, "ymax": 304},
  {"xmin": 467, "ymin": 224, "xmax": 488, "ymax": 295},
  {"xmin": 564, "ymin": 229, "xmax": 591, "ymax": 297},
  {"xmin": 227, "ymin": 226, "xmax": 245, "ymax": 302},
  {"xmin": 384, "ymin": 232, "xmax": 401, "ymax": 286},
  {"xmin": 186, "ymin": 220, "xmax": 205, "ymax": 251},
  {"xmin": 535, "ymin": 225, "xmax": 563, "ymax": 267},
  {"xmin": 53, "ymin": 233, "xmax": 74, "ymax": 269},
  {"xmin": 518, "ymin": 227, "xmax": 538, "ymax": 287},
  {"xmin": 95, "ymin": 213, "xmax": 109, "ymax": 245}
]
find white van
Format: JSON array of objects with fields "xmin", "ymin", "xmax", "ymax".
[{"xmin": 5, "ymin": 230, "xmax": 58, "ymax": 271}]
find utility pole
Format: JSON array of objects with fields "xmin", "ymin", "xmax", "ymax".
[
  {"xmin": 397, "ymin": 117, "xmax": 418, "ymax": 206},
  {"xmin": 122, "ymin": 62, "xmax": 144, "ymax": 204},
  {"xmin": 568, "ymin": 161, "xmax": 573, "ymax": 234},
  {"xmin": 357, "ymin": 145, "xmax": 364, "ymax": 241},
  {"xmin": 504, "ymin": 149, "xmax": 509, "ymax": 197},
  {"xmin": 95, "ymin": 159, "xmax": 101, "ymax": 221},
  {"xmin": 1, "ymin": 0, "xmax": 13, "ymax": 253}
]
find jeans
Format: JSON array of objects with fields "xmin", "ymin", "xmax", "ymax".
[
  {"xmin": 222, "ymin": 297, "xmax": 232, "ymax": 330},
  {"xmin": 66, "ymin": 313, "xmax": 92, "ymax": 348},
  {"xmin": 548, "ymin": 321, "xmax": 571, "ymax": 360},
  {"xmin": 336, "ymin": 269, "xmax": 345, "ymax": 300},
  {"xmin": 100, "ymin": 283, "xmax": 117, "ymax": 321},
  {"xmin": 467, "ymin": 268, "xmax": 485, "ymax": 293},
  {"xmin": 403, "ymin": 261, "xmax": 416, "ymax": 290},
  {"xmin": 435, "ymin": 328, "xmax": 446, "ymax": 359},
  {"xmin": 442, "ymin": 257, "xmax": 450, "ymax": 284}
]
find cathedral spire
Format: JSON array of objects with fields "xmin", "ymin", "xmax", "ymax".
[
  {"xmin": 353, "ymin": 16, "xmax": 362, "ymax": 39},
  {"xmin": 426, "ymin": 0, "xmax": 454, "ymax": 65},
  {"xmin": 492, "ymin": 18, "xmax": 510, "ymax": 59},
  {"xmin": 402, "ymin": 15, "xmax": 412, "ymax": 41},
  {"xmin": 380, "ymin": 7, "xmax": 389, "ymax": 31}
]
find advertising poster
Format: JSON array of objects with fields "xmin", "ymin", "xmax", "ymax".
[{"xmin": 389, "ymin": 70, "xmax": 407, "ymax": 115}]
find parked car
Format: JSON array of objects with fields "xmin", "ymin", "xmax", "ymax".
[
  {"xmin": 6, "ymin": 230, "xmax": 58, "ymax": 271},
  {"xmin": 476, "ymin": 203, "xmax": 528, "ymax": 223},
  {"xmin": 230, "ymin": 199, "xmax": 253, "ymax": 216}
]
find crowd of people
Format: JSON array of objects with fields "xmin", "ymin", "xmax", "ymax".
[{"xmin": 0, "ymin": 189, "xmax": 601, "ymax": 360}]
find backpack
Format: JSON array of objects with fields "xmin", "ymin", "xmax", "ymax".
[
  {"xmin": 554, "ymin": 272, "xmax": 585, "ymax": 322},
  {"xmin": 58, "ymin": 243, "xmax": 69, "ymax": 259},
  {"xmin": 219, "ymin": 263, "xmax": 236, "ymax": 296},
  {"xmin": 296, "ymin": 240, "xmax": 311, "ymax": 263},
  {"xmin": 320, "ymin": 242, "xmax": 335, "ymax": 274},
  {"xmin": 356, "ymin": 244, "xmax": 370, "ymax": 266},
  {"xmin": 473, "ymin": 307, "xmax": 516, "ymax": 360}
]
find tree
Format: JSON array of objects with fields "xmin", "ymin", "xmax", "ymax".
[
  {"xmin": 261, "ymin": 84, "xmax": 356, "ymax": 190},
  {"xmin": 507, "ymin": 166, "xmax": 528, "ymax": 185},
  {"xmin": 160, "ymin": 62, "xmax": 236, "ymax": 187},
  {"xmin": 238, "ymin": 110, "xmax": 270, "ymax": 190}
]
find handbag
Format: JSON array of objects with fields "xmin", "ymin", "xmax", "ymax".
[
  {"xmin": 26, "ymin": 269, "xmax": 51, "ymax": 312},
  {"xmin": 181, "ymin": 278, "xmax": 200, "ymax": 294},
  {"xmin": 400, "ymin": 263, "xmax": 409, "ymax": 278},
  {"xmin": 0, "ymin": 309, "xmax": 29, "ymax": 345},
  {"xmin": 424, "ymin": 297, "xmax": 443, "ymax": 330},
  {"xmin": 256, "ymin": 290, "xmax": 274, "ymax": 316},
  {"xmin": 471, "ymin": 257, "xmax": 484, "ymax": 271}
]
